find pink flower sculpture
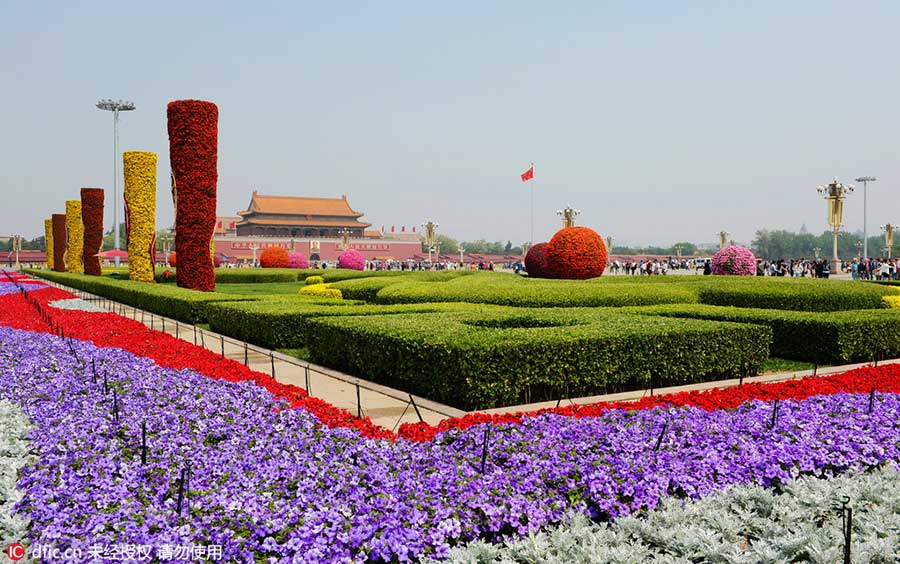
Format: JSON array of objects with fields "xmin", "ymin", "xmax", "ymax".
[
  {"xmin": 337, "ymin": 249, "xmax": 366, "ymax": 270},
  {"xmin": 288, "ymin": 252, "xmax": 309, "ymax": 269},
  {"xmin": 711, "ymin": 245, "xmax": 757, "ymax": 276}
]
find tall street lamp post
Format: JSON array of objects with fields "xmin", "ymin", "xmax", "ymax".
[
  {"xmin": 606, "ymin": 235, "xmax": 614, "ymax": 255},
  {"xmin": 96, "ymin": 99, "xmax": 136, "ymax": 267},
  {"xmin": 855, "ymin": 176, "xmax": 876, "ymax": 260},
  {"xmin": 817, "ymin": 178, "xmax": 854, "ymax": 274}
]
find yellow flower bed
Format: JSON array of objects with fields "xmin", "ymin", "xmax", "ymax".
[
  {"xmin": 65, "ymin": 200, "xmax": 83, "ymax": 274},
  {"xmin": 299, "ymin": 283, "xmax": 342, "ymax": 299},
  {"xmin": 882, "ymin": 294, "xmax": 900, "ymax": 309},
  {"xmin": 305, "ymin": 275, "xmax": 325, "ymax": 286},
  {"xmin": 123, "ymin": 151, "xmax": 158, "ymax": 283},
  {"xmin": 44, "ymin": 218, "xmax": 53, "ymax": 270}
]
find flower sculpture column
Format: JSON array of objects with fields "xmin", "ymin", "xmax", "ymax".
[
  {"xmin": 123, "ymin": 152, "xmax": 158, "ymax": 283},
  {"xmin": 65, "ymin": 200, "xmax": 84, "ymax": 274},
  {"xmin": 167, "ymin": 99, "xmax": 218, "ymax": 292},
  {"xmin": 80, "ymin": 188, "xmax": 104, "ymax": 276},
  {"xmin": 44, "ymin": 218, "xmax": 54, "ymax": 270},
  {"xmin": 51, "ymin": 214, "xmax": 66, "ymax": 272}
]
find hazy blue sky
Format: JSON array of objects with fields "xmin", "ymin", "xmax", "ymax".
[{"xmin": 1, "ymin": 1, "xmax": 897, "ymax": 247}]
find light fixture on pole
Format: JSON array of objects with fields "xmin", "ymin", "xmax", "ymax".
[
  {"xmin": 855, "ymin": 176, "xmax": 876, "ymax": 260},
  {"xmin": 855, "ymin": 241, "xmax": 863, "ymax": 258},
  {"xmin": 606, "ymin": 236, "xmax": 614, "ymax": 255},
  {"xmin": 817, "ymin": 178, "xmax": 854, "ymax": 273},
  {"xmin": 12, "ymin": 234, "xmax": 22, "ymax": 269},
  {"xmin": 556, "ymin": 207, "xmax": 580, "ymax": 228},
  {"xmin": 881, "ymin": 223, "xmax": 895, "ymax": 259},
  {"xmin": 458, "ymin": 245, "xmax": 465, "ymax": 264},
  {"xmin": 421, "ymin": 220, "xmax": 439, "ymax": 263},
  {"xmin": 337, "ymin": 228, "xmax": 352, "ymax": 251},
  {"xmin": 717, "ymin": 231, "xmax": 730, "ymax": 249},
  {"xmin": 674, "ymin": 243, "xmax": 683, "ymax": 259},
  {"xmin": 813, "ymin": 246, "xmax": 822, "ymax": 260},
  {"xmin": 96, "ymin": 99, "xmax": 136, "ymax": 267}
]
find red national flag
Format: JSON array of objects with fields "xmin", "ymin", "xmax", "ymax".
[
  {"xmin": 401, "ymin": 226, "xmax": 406, "ymax": 232},
  {"xmin": 391, "ymin": 226, "xmax": 395, "ymax": 233},
  {"xmin": 521, "ymin": 165, "xmax": 534, "ymax": 182}
]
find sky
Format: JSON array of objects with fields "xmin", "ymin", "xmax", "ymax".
[{"xmin": 1, "ymin": 1, "xmax": 898, "ymax": 248}]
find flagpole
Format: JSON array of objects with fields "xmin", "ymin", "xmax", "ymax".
[{"xmin": 530, "ymin": 162, "xmax": 534, "ymax": 246}]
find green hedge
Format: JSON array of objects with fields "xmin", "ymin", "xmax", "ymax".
[
  {"xmin": 375, "ymin": 275, "xmax": 700, "ymax": 308},
  {"xmin": 206, "ymin": 299, "xmax": 483, "ymax": 349},
  {"xmin": 304, "ymin": 308, "xmax": 770, "ymax": 410},
  {"xmin": 330, "ymin": 270, "xmax": 475, "ymax": 301},
  {"xmin": 693, "ymin": 277, "xmax": 896, "ymax": 312},
  {"xmin": 28, "ymin": 270, "xmax": 255, "ymax": 324},
  {"xmin": 630, "ymin": 303, "xmax": 900, "ymax": 364},
  {"xmin": 213, "ymin": 269, "xmax": 299, "ymax": 283}
]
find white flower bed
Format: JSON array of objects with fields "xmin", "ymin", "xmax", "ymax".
[
  {"xmin": 0, "ymin": 400, "xmax": 34, "ymax": 547},
  {"xmin": 48, "ymin": 298, "xmax": 105, "ymax": 313},
  {"xmin": 435, "ymin": 466, "xmax": 900, "ymax": 563}
]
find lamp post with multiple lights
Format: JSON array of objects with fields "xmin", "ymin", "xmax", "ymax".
[
  {"xmin": 12, "ymin": 234, "xmax": 22, "ymax": 269},
  {"xmin": 881, "ymin": 223, "xmax": 895, "ymax": 259},
  {"xmin": 855, "ymin": 176, "xmax": 876, "ymax": 260},
  {"xmin": 422, "ymin": 221, "xmax": 438, "ymax": 264},
  {"xmin": 96, "ymin": 99, "xmax": 136, "ymax": 267},
  {"xmin": 337, "ymin": 228, "xmax": 352, "ymax": 251},
  {"xmin": 556, "ymin": 207, "xmax": 580, "ymax": 228},
  {"xmin": 718, "ymin": 231, "xmax": 730, "ymax": 250},
  {"xmin": 817, "ymin": 178, "xmax": 854, "ymax": 273}
]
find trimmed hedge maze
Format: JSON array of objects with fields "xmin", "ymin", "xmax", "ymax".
[
  {"xmin": 303, "ymin": 307, "xmax": 769, "ymax": 409},
  {"xmin": 28, "ymin": 269, "xmax": 900, "ymax": 410}
]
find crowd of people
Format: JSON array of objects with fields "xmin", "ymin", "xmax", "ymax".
[{"xmin": 605, "ymin": 255, "xmax": 900, "ymax": 280}]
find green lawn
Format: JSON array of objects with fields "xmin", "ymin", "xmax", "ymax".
[
  {"xmin": 762, "ymin": 357, "xmax": 817, "ymax": 374},
  {"xmin": 216, "ymin": 282, "xmax": 304, "ymax": 295}
]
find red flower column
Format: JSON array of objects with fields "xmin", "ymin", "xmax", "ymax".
[
  {"xmin": 80, "ymin": 188, "xmax": 104, "ymax": 276},
  {"xmin": 51, "ymin": 214, "xmax": 67, "ymax": 272},
  {"xmin": 167, "ymin": 100, "xmax": 218, "ymax": 292}
]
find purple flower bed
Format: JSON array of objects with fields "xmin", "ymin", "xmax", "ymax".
[
  {"xmin": 2, "ymin": 325, "xmax": 900, "ymax": 562},
  {"xmin": 0, "ymin": 282, "xmax": 47, "ymax": 296}
]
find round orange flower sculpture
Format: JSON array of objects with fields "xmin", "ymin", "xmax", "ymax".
[
  {"xmin": 546, "ymin": 226, "xmax": 608, "ymax": 279},
  {"xmin": 259, "ymin": 246, "xmax": 290, "ymax": 268}
]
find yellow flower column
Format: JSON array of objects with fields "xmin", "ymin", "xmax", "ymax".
[
  {"xmin": 44, "ymin": 218, "xmax": 54, "ymax": 270},
  {"xmin": 65, "ymin": 200, "xmax": 84, "ymax": 274},
  {"xmin": 123, "ymin": 151, "xmax": 158, "ymax": 282}
]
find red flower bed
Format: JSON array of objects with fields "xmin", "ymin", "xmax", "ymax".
[
  {"xmin": 395, "ymin": 364, "xmax": 900, "ymax": 440},
  {"xmin": 546, "ymin": 226, "xmax": 608, "ymax": 279},
  {"xmin": 524, "ymin": 242, "xmax": 552, "ymax": 279},
  {"xmin": 259, "ymin": 246, "xmax": 289, "ymax": 268},
  {"xmin": 80, "ymin": 188, "xmax": 104, "ymax": 276},
  {"xmin": 168, "ymin": 100, "xmax": 218, "ymax": 292},
  {"xmin": 51, "ymin": 214, "xmax": 67, "ymax": 272}
]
